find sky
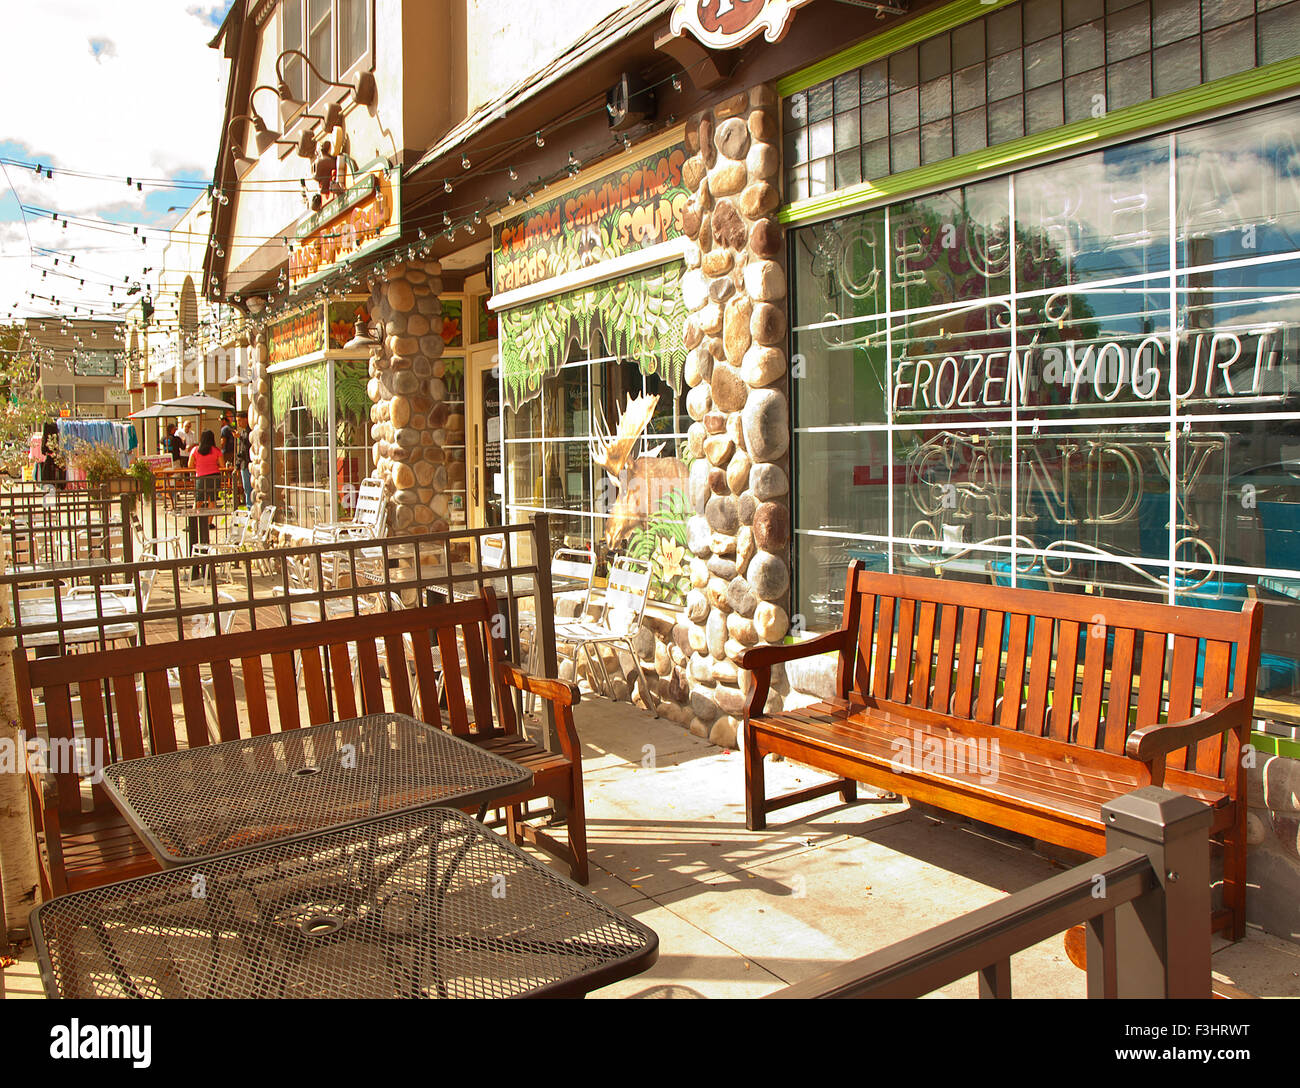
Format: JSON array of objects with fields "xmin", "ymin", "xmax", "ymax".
[{"xmin": 0, "ymin": 2, "xmax": 234, "ymax": 329}]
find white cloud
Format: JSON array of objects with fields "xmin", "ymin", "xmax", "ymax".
[{"xmin": 1, "ymin": 2, "xmax": 230, "ymax": 324}]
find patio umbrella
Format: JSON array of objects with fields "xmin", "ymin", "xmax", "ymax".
[
  {"xmin": 129, "ymin": 394, "xmax": 234, "ymax": 419},
  {"xmin": 128, "ymin": 403, "xmax": 174, "ymax": 419},
  {"xmin": 156, "ymin": 393, "xmax": 235, "ymax": 412}
]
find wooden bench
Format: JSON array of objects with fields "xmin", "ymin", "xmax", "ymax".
[
  {"xmin": 15, "ymin": 590, "xmax": 588, "ymax": 899},
  {"xmin": 739, "ymin": 564, "xmax": 1262, "ymax": 940}
]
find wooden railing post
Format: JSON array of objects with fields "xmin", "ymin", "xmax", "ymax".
[
  {"xmin": 0, "ymin": 533, "xmax": 41, "ymax": 938},
  {"xmin": 1097, "ymin": 786, "xmax": 1212, "ymax": 998},
  {"xmin": 531, "ymin": 514, "xmax": 561, "ymax": 760},
  {"xmin": 119, "ymin": 494, "xmax": 133, "ymax": 563}
]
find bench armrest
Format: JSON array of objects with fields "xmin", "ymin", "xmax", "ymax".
[
  {"xmin": 496, "ymin": 663, "xmax": 580, "ymax": 708},
  {"xmin": 1125, "ymin": 697, "xmax": 1252, "ymax": 774},
  {"xmin": 495, "ymin": 663, "xmax": 582, "ymax": 764},
  {"xmin": 737, "ymin": 628, "xmax": 850, "ymax": 671},
  {"xmin": 739, "ymin": 629, "xmax": 852, "ymax": 721}
]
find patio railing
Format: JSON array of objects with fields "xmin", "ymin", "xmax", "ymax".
[
  {"xmin": 0, "ymin": 490, "xmax": 136, "ymax": 570},
  {"xmin": 0, "ymin": 515, "xmax": 553, "ymax": 660},
  {"xmin": 772, "ymin": 787, "xmax": 1214, "ymax": 999}
]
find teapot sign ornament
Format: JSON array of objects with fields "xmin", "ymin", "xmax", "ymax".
[{"xmin": 668, "ymin": 0, "xmax": 814, "ymax": 49}]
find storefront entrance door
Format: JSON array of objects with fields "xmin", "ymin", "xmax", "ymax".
[{"xmin": 468, "ymin": 343, "xmax": 502, "ymax": 528}]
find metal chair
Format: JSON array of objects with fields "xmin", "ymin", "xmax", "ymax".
[
  {"xmin": 545, "ymin": 555, "xmax": 657, "ymax": 716},
  {"xmin": 313, "ymin": 477, "xmax": 387, "ymax": 543},
  {"xmin": 130, "ymin": 510, "xmax": 182, "ymax": 562}
]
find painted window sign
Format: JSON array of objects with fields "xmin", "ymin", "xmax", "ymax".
[
  {"xmin": 474, "ymin": 293, "xmax": 498, "ymax": 343},
  {"xmin": 670, "ymin": 0, "xmax": 813, "ymax": 50},
  {"xmin": 441, "ymin": 297, "xmax": 464, "ymax": 348},
  {"xmin": 791, "ymin": 95, "xmax": 1300, "ymax": 712},
  {"xmin": 493, "ymin": 142, "xmax": 691, "ymax": 294},
  {"xmin": 327, "ymin": 299, "xmax": 371, "ymax": 350},
  {"xmin": 267, "ymin": 306, "xmax": 325, "ymax": 364},
  {"xmin": 498, "ymin": 264, "xmax": 687, "ymax": 410}
]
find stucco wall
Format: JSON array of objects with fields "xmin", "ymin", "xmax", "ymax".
[{"xmin": 464, "ymin": 0, "xmax": 629, "ymax": 115}]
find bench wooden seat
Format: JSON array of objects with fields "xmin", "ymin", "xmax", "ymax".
[
  {"xmin": 16, "ymin": 591, "xmax": 588, "ymax": 899},
  {"xmin": 739, "ymin": 565, "xmax": 1262, "ymax": 940}
]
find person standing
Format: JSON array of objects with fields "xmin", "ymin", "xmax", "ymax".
[
  {"xmin": 179, "ymin": 419, "xmax": 197, "ymax": 453},
  {"xmin": 187, "ymin": 429, "xmax": 224, "ymax": 566},
  {"xmin": 220, "ymin": 411, "xmax": 236, "ymax": 467},
  {"xmin": 164, "ymin": 423, "xmax": 181, "ymax": 464},
  {"xmin": 188, "ymin": 429, "xmax": 223, "ymax": 504},
  {"xmin": 36, "ymin": 420, "xmax": 64, "ymax": 483},
  {"xmin": 236, "ymin": 413, "xmax": 252, "ymax": 510}
]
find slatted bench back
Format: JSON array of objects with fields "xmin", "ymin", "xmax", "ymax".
[
  {"xmin": 833, "ymin": 566, "xmax": 1262, "ymax": 784},
  {"xmin": 14, "ymin": 596, "xmax": 516, "ymax": 819}
]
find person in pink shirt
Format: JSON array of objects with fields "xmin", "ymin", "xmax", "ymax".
[{"xmin": 188, "ymin": 429, "xmax": 223, "ymax": 503}]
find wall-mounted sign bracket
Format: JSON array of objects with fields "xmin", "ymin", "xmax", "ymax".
[{"xmin": 654, "ymin": 28, "xmax": 737, "ymax": 90}]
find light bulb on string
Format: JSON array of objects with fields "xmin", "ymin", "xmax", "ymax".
[
  {"xmin": 535, "ymin": 131, "xmax": 545, "ymax": 148},
  {"xmin": 444, "ymin": 179, "xmax": 453, "ymax": 193},
  {"xmin": 508, "ymin": 167, "xmax": 518, "ymax": 181},
  {"xmin": 461, "ymin": 154, "xmax": 470, "ymax": 170}
]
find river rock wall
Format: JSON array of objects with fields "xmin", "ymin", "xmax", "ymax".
[
  {"xmin": 673, "ymin": 83, "xmax": 792, "ymax": 749},
  {"xmin": 366, "ymin": 259, "xmax": 452, "ymax": 533}
]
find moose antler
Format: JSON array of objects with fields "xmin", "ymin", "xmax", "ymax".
[{"xmin": 589, "ymin": 393, "xmax": 662, "ymax": 477}]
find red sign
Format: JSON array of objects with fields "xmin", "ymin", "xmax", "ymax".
[{"xmin": 669, "ymin": 0, "xmax": 813, "ymax": 49}]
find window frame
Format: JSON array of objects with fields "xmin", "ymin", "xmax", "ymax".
[{"xmin": 278, "ymin": 0, "xmax": 374, "ymax": 131}]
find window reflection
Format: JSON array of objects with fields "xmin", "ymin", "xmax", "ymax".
[{"xmin": 792, "ymin": 96, "xmax": 1300, "ymax": 717}]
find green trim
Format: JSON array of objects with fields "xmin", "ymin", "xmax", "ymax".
[
  {"xmin": 1250, "ymin": 731, "xmax": 1300, "ymax": 761},
  {"xmin": 780, "ymin": 55, "xmax": 1300, "ymax": 227},
  {"xmin": 777, "ymin": 0, "xmax": 1004, "ymax": 98}
]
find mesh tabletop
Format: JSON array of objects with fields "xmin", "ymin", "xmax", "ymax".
[
  {"xmin": 103, "ymin": 713, "xmax": 532, "ymax": 865},
  {"xmin": 31, "ymin": 808, "xmax": 658, "ymax": 999}
]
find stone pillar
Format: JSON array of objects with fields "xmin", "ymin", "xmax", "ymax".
[
  {"xmin": 367, "ymin": 260, "xmax": 450, "ymax": 533},
  {"xmin": 247, "ymin": 327, "xmax": 273, "ymax": 510},
  {"xmin": 679, "ymin": 83, "xmax": 791, "ymax": 749}
]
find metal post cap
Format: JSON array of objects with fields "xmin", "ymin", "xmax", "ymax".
[{"xmin": 1101, "ymin": 786, "xmax": 1213, "ymax": 838}]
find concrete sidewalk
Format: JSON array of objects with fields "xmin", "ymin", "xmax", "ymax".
[
  {"xmin": 5, "ymin": 695, "xmax": 1298, "ymax": 999},
  {"xmin": 560, "ymin": 698, "xmax": 1300, "ymax": 999}
]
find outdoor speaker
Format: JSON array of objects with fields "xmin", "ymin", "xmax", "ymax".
[{"xmin": 606, "ymin": 72, "xmax": 655, "ymax": 131}]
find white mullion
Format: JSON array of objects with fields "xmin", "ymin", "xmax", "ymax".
[
  {"xmin": 1168, "ymin": 130, "xmax": 1179, "ymax": 605},
  {"xmin": 884, "ymin": 202, "xmax": 894, "ymax": 574},
  {"xmin": 1008, "ymin": 172, "xmax": 1019, "ymax": 590}
]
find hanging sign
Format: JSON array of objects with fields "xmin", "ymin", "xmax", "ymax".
[
  {"xmin": 289, "ymin": 165, "xmax": 398, "ymax": 291},
  {"xmin": 668, "ymin": 0, "xmax": 813, "ymax": 50},
  {"xmin": 492, "ymin": 138, "xmax": 690, "ymax": 294}
]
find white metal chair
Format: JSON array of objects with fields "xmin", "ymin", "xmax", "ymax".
[
  {"xmin": 544, "ymin": 555, "xmax": 657, "ymax": 717},
  {"xmin": 314, "ymin": 478, "xmax": 387, "ymax": 542},
  {"xmin": 189, "ymin": 508, "xmax": 253, "ymax": 585},
  {"xmin": 130, "ymin": 511, "xmax": 182, "ymax": 563},
  {"xmin": 244, "ymin": 505, "xmax": 278, "ymax": 574},
  {"xmin": 518, "ymin": 546, "xmax": 597, "ymax": 635},
  {"xmin": 282, "ymin": 545, "xmax": 382, "ymax": 625},
  {"xmin": 63, "ymin": 558, "xmax": 160, "ymax": 650}
]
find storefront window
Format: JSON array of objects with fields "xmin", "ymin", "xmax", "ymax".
[
  {"xmin": 502, "ymin": 332, "xmax": 690, "ymax": 605},
  {"xmin": 784, "ymin": 0, "xmax": 1300, "ymax": 203},
  {"xmin": 270, "ymin": 357, "xmax": 373, "ymax": 526},
  {"xmin": 791, "ymin": 96, "xmax": 1300, "ymax": 717},
  {"xmin": 271, "ymin": 361, "xmax": 330, "ymax": 527}
]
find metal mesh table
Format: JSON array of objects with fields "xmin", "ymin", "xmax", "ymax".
[
  {"xmin": 102, "ymin": 713, "xmax": 533, "ymax": 865},
  {"xmin": 31, "ymin": 808, "xmax": 658, "ymax": 999}
]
